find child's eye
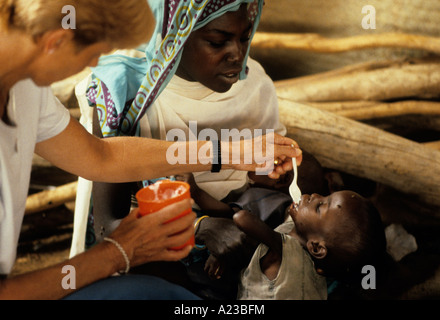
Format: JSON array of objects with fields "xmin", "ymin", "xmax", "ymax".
[{"xmin": 316, "ymin": 201, "xmax": 323, "ymax": 214}]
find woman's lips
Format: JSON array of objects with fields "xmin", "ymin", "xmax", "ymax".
[{"xmin": 219, "ymin": 73, "xmax": 239, "ymax": 85}]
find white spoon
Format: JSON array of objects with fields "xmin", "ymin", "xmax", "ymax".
[{"xmin": 289, "ymin": 158, "xmax": 302, "ymax": 209}]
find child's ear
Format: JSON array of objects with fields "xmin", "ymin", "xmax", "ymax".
[{"xmin": 306, "ymin": 239, "xmax": 327, "ymax": 259}]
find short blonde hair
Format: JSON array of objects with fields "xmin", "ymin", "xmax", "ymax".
[{"xmin": 1, "ymin": 0, "xmax": 155, "ymax": 49}]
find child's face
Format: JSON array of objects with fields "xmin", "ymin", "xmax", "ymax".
[{"xmin": 288, "ymin": 191, "xmax": 365, "ymax": 242}]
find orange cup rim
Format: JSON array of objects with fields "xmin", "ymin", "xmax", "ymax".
[{"xmin": 136, "ymin": 180, "xmax": 190, "ymax": 204}]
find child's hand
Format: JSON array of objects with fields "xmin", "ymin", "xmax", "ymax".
[
  {"xmin": 204, "ymin": 254, "xmax": 223, "ymax": 280},
  {"xmin": 175, "ymin": 173, "xmax": 198, "ymax": 191},
  {"xmin": 174, "ymin": 173, "xmax": 192, "ymax": 183}
]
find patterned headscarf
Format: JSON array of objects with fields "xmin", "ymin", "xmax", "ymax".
[{"xmin": 87, "ymin": 0, "xmax": 263, "ymax": 138}]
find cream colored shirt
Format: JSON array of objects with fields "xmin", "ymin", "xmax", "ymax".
[{"xmin": 237, "ymin": 222, "xmax": 328, "ymax": 300}]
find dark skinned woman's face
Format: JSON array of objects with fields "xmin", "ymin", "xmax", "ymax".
[{"xmin": 175, "ymin": 5, "xmax": 253, "ymax": 93}]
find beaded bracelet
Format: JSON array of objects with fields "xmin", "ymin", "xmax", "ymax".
[{"xmin": 104, "ymin": 237, "xmax": 130, "ymax": 274}]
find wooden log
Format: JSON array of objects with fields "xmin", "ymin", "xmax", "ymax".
[
  {"xmin": 278, "ymin": 98, "xmax": 440, "ymax": 213},
  {"xmin": 275, "ymin": 58, "xmax": 440, "ymax": 102},
  {"xmin": 304, "ymin": 100, "xmax": 440, "ymax": 120},
  {"xmin": 252, "ymin": 32, "xmax": 440, "ymax": 54},
  {"xmin": 363, "ymin": 114, "xmax": 440, "ymax": 134},
  {"xmin": 423, "ymin": 141, "xmax": 440, "ymax": 151},
  {"xmin": 25, "ymin": 181, "xmax": 78, "ymax": 215},
  {"xmin": 298, "ymin": 100, "xmax": 440, "ymax": 150},
  {"xmin": 274, "ymin": 59, "xmax": 397, "ymax": 86}
]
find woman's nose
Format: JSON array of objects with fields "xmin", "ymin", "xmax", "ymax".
[{"xmin": 225, "ymin": 40, "xmax": 245, "ymax": 63}]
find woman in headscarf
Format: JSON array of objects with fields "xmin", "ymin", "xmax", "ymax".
[
  {"xmin": 73, "ymin": 0, "xmax": 297, "ymax": 298},
  {"xmin": 78, "ymin": 0, "xmax": 286, "ymax": 236}
]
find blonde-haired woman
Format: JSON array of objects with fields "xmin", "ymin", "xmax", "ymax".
[{"xmin": 0, "ymin": 0, "xmax": 301, "ymax": 299}]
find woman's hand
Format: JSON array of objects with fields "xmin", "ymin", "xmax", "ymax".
[
  {"xmin": 108, "ymin": 199, "xmax": 196, "ymax": 269},
  {"xmin": 224, "ymin": 132, "xmax": 302, "ymax": 179}
]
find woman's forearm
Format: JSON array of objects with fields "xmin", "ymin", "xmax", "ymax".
[
  {"xmin": 36, "ymin": 118, "xmax": 300, "ymax": 183},
  {"xmin": 97, "ymin": 135, "xmax": 293, "ymax": 183},
  {"xmin": 36, "ymin": 118, "xmax": 214, "ymax": 182},
  {"xmin": 92, "ymin": 138, "xmax": 214, "ymax": 182}
]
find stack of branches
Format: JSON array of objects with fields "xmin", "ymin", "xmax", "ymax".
[{"xmin": 252, "ymin": 32, "xmax": 440, "ymax": 213}]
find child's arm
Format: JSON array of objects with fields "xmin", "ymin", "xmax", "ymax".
[
  {"xmin": 234, "ymin": 210, "xmax": 284, "ymax": 280},
  {"xmin": 175, "ymin": 173, "xmax": 235, "ymax": 218},
  {"xmin": 233, "ymin": 210, "xmax": 282, "ymax": 257}
]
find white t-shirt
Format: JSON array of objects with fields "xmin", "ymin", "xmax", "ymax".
[{"xmin": 0, "ymin": 79, "xmax": 70, "ymax": 274}]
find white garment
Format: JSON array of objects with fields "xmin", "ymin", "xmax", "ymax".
[
  {"xmin": 0, "ymin": 79, "xmax": 70, "ymax": 274},
  {"xmin": 140, "ymin": 57, "xmax": 286, "ymax": 200},
  {"xmin": 70, "ymin": 74, "xmax": 94, "ymax": 258},
  {"xmin": 237, "ymin": 230, "xmax": 328, "ymax": 300}
]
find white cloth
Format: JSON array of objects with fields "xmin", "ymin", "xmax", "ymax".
[
  {"xmin": 237, "ymin": 226, "xmax": 328, "ymax": 300},
  {"xmin": 70, "ymin": 74, "xmax": 94, "ymax": 258},
  {"xmin": 140, "ymin": 57, "xmax": 286, "ymax": 200},
  {"xmin": 0, "ymin": 79, "xmax": 70, "ymax": 274}
]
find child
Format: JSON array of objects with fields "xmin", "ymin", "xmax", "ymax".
[
  {"xmin": 180, "ymin": 151, "xmax": 386, "ymax": 300},
  {"xmin": 234, "ymin": 190, "xmax": 386, "ymax": 300}
]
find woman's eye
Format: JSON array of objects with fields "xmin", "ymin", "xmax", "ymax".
[
  {"xmin": 208, "ymin": 41, "xmax": 225, "ymax": 48},
  {"xmin": 241, "ymin": 37, "xmax": 251, "ymax": 43}
]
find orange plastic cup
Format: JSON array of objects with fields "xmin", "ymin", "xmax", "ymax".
[{"xmin": 135, "ymin": 180, "xmax": 194, "ymax": 250}]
